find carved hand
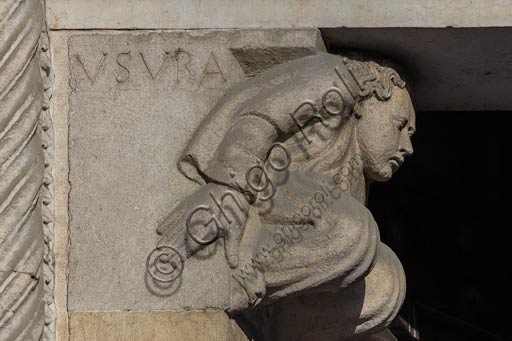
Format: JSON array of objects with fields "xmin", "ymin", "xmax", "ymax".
[{"xmin": 157, "ymin": 183, "xmax": 250, "ymax": 269}]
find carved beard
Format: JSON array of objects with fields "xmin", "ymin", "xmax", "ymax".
[
  {"xmin": 281, "ymin": 117, "xmax": 367, "ymax": 205},
  {"xmin": 373, "ymin": 162, "xmax": 395, "ymax": 182}
]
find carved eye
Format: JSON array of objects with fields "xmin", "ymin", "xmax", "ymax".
[
  {"xmin": 408, "ymin": 127, "xmax": 416, "ymax": 137},
  {"xmin": 392, "ymin": 116, "xmax": 408, "ymax": 131}
]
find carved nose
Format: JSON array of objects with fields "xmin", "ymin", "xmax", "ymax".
[{"xmin": 400, "ymin": 135, "xmax": 414, "ymax": 157}]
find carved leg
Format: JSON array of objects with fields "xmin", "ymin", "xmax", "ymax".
[
  {"xmin": 229, "ymin": 171, "xmax": 380, "ymax": 312},
  {"xmin": 249, "ymin": 243, "xmax": 406, "ymax": 340}
]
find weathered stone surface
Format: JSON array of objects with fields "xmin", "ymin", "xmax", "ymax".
[
  {"xmin": 49, "ymin": 30, "xmax": 73, "ymax": 341},
  {"xmin": 47, "ymin": 0, "xmax": 512, "ymax": 30},
  {"xmin": 40, "ymin": 16, "xmax": 58, "ymax": 341},
  {"xmin": 0, "ymin": 0, "xmax": 45, "ymax": 339},
  {"xmin": 44, "ymin": 1, "xmax": 512, "ymax": 113},
  {"xmin": 69, "ymin": 310, "xmax": 248, "ymax": 341},
  {"xmin": 65, "ymin": 29, "xmax": 325, "ymax": 311}
]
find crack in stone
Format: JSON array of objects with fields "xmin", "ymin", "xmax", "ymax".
[{"xmin": 0, "ymin": 268, "xmax": 39, "ymax": 279}]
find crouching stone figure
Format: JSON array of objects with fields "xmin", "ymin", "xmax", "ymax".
[{"xmin": 155, "ymin": 53, "xmax": 415, "ymax": 340}]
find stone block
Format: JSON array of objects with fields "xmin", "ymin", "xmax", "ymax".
[
  {"xmin": 69, "ymin": 310, "xmax": 248, "ymax": 341},
  {"xmin": 65, "ymin": 29, "xmax": 324, "ymax": 311},
  {"xmin": 46, "ymin": 0, "xmax": 512, "ymax": 30}
]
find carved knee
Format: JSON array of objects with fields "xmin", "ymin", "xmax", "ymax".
[{"xmin": 354, "ymin": 243, "xmax": 406, "ymax": 336}]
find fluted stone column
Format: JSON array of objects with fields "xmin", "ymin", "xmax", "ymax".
[{"xmin": 0, "ymin": 0, "xmax": 45, "ymax": 339}]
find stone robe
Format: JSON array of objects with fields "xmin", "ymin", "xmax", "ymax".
[{"xmin": 161, "ymin": 53, "xmax": 406, "ymax": 339}]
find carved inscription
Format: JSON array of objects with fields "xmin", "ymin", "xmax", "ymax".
[
  {"xmin": 116, "ymin": 52, "xmax": 131, "ymax": 83},
  {"xmin": 72, "ymin": 48, "xmax": 228, "ymax": 89},
  {"xmin": 76, "ymin": 52, "xmax": 109, "ymax": 85},
  {"xmin": 175, "ymin": 49, "xmax": 192, "ymax": 82},
  {"xmin": 199, "ymin": 52, "xmax": 226, "ymax": 86},
  {"xmin": 140, "ymin": 51, "xmax": 170, "ymax": 80}
]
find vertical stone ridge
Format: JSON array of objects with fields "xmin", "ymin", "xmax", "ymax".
[
  {"xmin": 39, "ymin": 1, "xmax": 56, "ymax": 339},
  {"xmin": 0, "ymin": 0, "xmax": 45, "ymax": 340}
]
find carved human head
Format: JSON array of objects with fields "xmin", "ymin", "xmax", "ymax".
[{"xmin": 341, "ymin": 57, "xmax": 416, "ymax": 182}]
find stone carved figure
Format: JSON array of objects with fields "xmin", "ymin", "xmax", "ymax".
[{"xmin": 154, "ymin": 53, "xmax": 415, "ymax": 340}]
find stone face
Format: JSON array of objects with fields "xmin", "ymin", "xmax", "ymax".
[
  {"xmin": 69, "ymin": 311, "xmax": 248, "ymax": 341},
  {"xmin": 66, "ymin": 29, "xmax": 325, "ymax": 311}
]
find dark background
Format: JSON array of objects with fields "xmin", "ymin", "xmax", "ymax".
[{"xmin": 368, "ymin": 111, "xmax": 512, "ymax": 341}]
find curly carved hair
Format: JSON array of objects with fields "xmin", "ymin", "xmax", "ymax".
[{"xmin": 343, "ymin": 57, "xmax": 407, "ymax": 101}]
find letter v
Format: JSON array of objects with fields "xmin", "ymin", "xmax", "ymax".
[
  {"xmin": 140, "ymin": 52, "xmax": 170, "ymax": 80},
  {"xmin": 76, "ymin": 52, "xmax": 108, "ymax": 85}
]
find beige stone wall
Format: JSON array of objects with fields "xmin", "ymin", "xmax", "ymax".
[
  {"xmin": 46, "ymin": 0, "xmax": 512, "ymax": 30},
  {"xmin": 49, "ymin": 30, "xmax": 71, "ymax": 341},
  {"xmin": 69, "ymin": 311, "xmax": 248, "ymax": 341},
  {"xmin": 48, "ymin": 28, "xmax": 324, "ymax": 340}
]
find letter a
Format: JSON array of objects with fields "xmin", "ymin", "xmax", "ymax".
[{"xmin": 199, "ymin": 52, "xmax": 226, "ymax": 87}]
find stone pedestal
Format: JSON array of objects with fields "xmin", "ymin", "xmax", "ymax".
[{"xmin": 69, "ymin": 311, "xmax": 248, "ymax": 341}]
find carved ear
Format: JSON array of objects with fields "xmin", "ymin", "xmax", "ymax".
[{"xmin": 353, "ymin": 102, "xmax": 362, "ymax": 119}]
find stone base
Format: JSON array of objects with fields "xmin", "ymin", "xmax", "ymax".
[{"xmin": 69, "ymin": 310, "xmax": 248, "ymax": 341}]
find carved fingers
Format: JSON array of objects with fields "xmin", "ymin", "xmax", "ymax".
[
  {"xmin": 157, "ymin": 183, "xmax": 250, "ymax": 268},
  {"xmin": 222, "ymin": 209, "xmax": 247, "ymax": 269}
]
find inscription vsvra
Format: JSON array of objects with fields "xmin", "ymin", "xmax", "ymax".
[{"xmin": 72, "ymin": 49, "xmax": 229, "ymax": 89}]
